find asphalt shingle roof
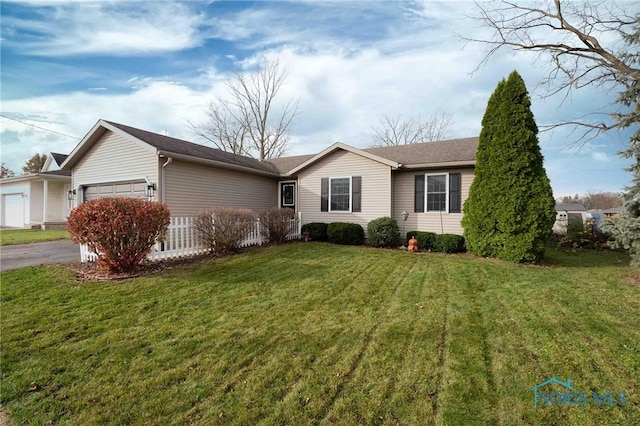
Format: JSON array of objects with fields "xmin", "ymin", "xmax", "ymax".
[
  {"xmin": 50, "ymin": 152, "xmax": 68, "ymax": 167},
  {"xmin": 364, "ymin": 137, "xmax": 479, "ymax": 166},
  {"xmin": 106, "ymin": 121, "xmax": 280, "ymax": 175},
  {"xmin": 105, "ymin": 121, "xmax": 478, "ymax": 175},
  {"xmin": 265, "ymin": 154, "xmax": 315, "ymax": 174},
  {"xmin": 555, "ymin": 203, "xmax": 587, "ymax": 212}
]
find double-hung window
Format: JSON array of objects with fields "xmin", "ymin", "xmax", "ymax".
[
  {"xmin": 414, "ymin": 173, "xmax": 461, "ymax": 213},
  {"xmin": 330, "ymin": 177, "xmax": 351, "ymax": 212},
  {"xmin": 426, "ymin": 174, "xmax": 447, "ymax": 212},
  {"xmin": 321, "ymin": 176, "xmax": 362, "ymax": 213}
]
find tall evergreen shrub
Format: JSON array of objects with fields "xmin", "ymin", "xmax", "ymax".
[{"xmin": 462, "ymin": 71, "xmax": 556, "ymax": 263}]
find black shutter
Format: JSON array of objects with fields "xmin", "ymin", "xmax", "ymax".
[
  {"xmin": 352, "ymin": 176, "xmax": 361, "ymax": 212},
  {"xmin": 414, "ymin": 175, "xmax": 425, "ymax": 213},
  {"xmin": 449, "ymin": 173, "xmax": 461, "ymax": 213},
  {"xmin": 321, "ymin": 178, "xmax": 329, "ymax": 212}
]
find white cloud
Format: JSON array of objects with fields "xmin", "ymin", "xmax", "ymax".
[
  {"xmin": 2, "ymin": 1, "xmax": 206, "ymax": 56},
  {"xmin": 592, "ymin": 152, "xmax": 611, "ymax": 162},
  {"xmin": 0, "ymin": 0, "xmax": 633, "ymax": 197}
]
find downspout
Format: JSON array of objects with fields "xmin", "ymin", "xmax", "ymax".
[{"xmin": 160, "ymin": 156, "xmax": 172, "ymax": 203}]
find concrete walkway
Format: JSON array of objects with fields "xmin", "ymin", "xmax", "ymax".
[{"xmin": 0, "ymin": 239, "xmax": 79, "ymax": 272}]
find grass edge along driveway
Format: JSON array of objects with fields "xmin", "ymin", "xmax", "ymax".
[
  {"xmin": 1, "ymin": 243, "xmax": 638, "ymax": 425},
  {"xmin": 0, "ymin": 229, "xmax": 70, "ymax": 246}
]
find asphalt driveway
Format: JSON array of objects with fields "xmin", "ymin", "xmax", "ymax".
[{"xmin": 0, "ymin": 240, "xmax": 79, "ymax": 272}]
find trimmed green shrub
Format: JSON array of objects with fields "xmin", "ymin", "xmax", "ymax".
[
  {"xmin": 367, "ymin": 217, "xmax": 401, "ymax": 248},
  {"xmin": 194, "ymin": 208, "xmax": 255, "ymax": 255},
  {"xmin": 462, "ymin": 71, "xmax": 556, "ymax": 263},
  {"xmin": 406, "ymin": 231, "xmax": 436, "ymax": 251},
  {"xmin": 259, "ymin": 208, "xmax": 295, "ymax": 244},
  {"xmin": 301, "ymin": 222, "xmax": 328, "ymax": 241},
  {"xmin": 67, "ymin": 197, "xmax": 170, "ymax": 273},
  {"xmin": 327, "ymin": 222, "xmax": 365, "ymax": 245},
  {"xmin": 433, "ymin": 234, "xmax": 466, "ymax": 253}
]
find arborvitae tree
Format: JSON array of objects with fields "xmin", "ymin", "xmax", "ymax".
[{"xmin": 462, "ymin": 71, "xmax": 556, "ymax": 263}]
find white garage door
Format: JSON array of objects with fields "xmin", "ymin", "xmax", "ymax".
[
  {"xmin": 2, "ymin": 193, "xmax": 26, "ymax": 228},
  {"xmin": 83, "ymin": 181, "xmax": 147, "ymax": 202}
]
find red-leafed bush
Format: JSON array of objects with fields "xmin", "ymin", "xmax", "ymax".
[{"xmin": 67, "ymin": 197, "xmax": 171, "ymax": 273}]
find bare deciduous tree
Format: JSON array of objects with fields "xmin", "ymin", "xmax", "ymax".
[
  {"xmin": 190, "ymin": 58, "xmax": 299, "ymax": 160},
  {"xmin": 462, "ymin": 0, "xmax": 638, "ymax": 138},
  {"xmin": 464, "ymin": 1, "xmax": 640, "ymax": 264},
  {"xmin": 370, "ymin": 109, "xmax": 455, "ymax": 147},
  {"xmin": 560, "ymin": 191, "xmax": 624, "ymax": 210}
]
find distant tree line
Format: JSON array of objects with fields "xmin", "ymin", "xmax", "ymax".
[{"xmin": 558, "ymin": 192, "xmax": 624, "ymax": 210}]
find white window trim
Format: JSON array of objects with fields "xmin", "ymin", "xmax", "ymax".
[
  {"xmin": 425, "ymin": 172, "xmax": 449, "ymax": 213},
  {"xmin": 329, "ymin": 176, "xmax": 352, "ymax": 213}
]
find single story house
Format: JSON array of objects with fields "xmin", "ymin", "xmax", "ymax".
[
  {"xmin": 0, "ymin": 153, "xmax": 72, "ymax": 229},
  {"xmin": 61, "ymin": 119, "xmax": 479, "ymax": 235},
  {"xmin": 553, "ymin": 203, "xmax": 587, "ymax": 233},
  {"xmin": 602, "ymin": 207, "xmax": 624, "ymax": 219}
]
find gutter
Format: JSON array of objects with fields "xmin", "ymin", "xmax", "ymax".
[
  {"xmin": 160, "ymin": 156, "xmax": 172, "ymax": 203},
  {"xmin": 157, "ymin": 151, "xmax": 280, "ymax": 178},
  {"xmin": 399, "ymin": 160, "xmax": 476, "ymax": 170}
]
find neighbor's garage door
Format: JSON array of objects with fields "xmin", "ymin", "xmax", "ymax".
[
  {"xmin": 2, "ymin": 193, "xmax": 26, "ymax": 228},
  {"xmin": 83, "ymin": 181, "xmax": 146, "ymax": 202}
]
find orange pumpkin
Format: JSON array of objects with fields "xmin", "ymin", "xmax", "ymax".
[{"xmin": 407, "ymin": 236, "xmax": 419, "ymax": 252}]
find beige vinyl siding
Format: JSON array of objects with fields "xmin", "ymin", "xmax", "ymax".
[
  {"xmin": 297, "ymin": 150, "xmax": 392, "ymax": 230},
  {"xmin": 392, "ymin": 168, "xmax": 474, "ymax": 236},
  {"xmin": 163, "ymin": 160, "xmax": 278, "ymax": 216},
  {"xmin": 72, "ymin": 130, "xmax": 157, "ymax": 194}
]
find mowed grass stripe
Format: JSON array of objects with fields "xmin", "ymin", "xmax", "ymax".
[{"xmin": 1, "ymin": 244, "xmax": 639, "ymax": 425}]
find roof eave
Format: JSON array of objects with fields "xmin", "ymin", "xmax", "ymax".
[
  {"xmin": 0, "ymin": 173, "xmax": 71, "ymax": 184},
  {"xmin": 288, "ymin": 142, "xmax": 399, "ymax": 175},
  {"xmin": 157, "ymin": 151, "xmax": 280, "ymax": 178},
  {"xmin": 61, "ymin": 119, "xmax": 156, "ymax": 170},
  {"xmin": 399, "ymin": 160, "xmax": 476, "ymax": 169}
]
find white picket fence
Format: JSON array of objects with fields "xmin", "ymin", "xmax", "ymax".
[{"xmin": 80, "ymin": 213, "xmax": 302, "ymax": 263}]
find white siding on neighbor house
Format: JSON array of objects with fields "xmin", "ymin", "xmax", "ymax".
[
  {"xmin": 0, "ymin": 182, "xmax": 30, "ymax": 227},
  {"xmin": 163, "ymin": 159, "xmax": 278, "ymax": 216},
  {"xmin": 30, "ymin": 181, "xmax": 44, "ymax": 222},
  {"xmin": 72, "ymin": 130, "xmax": 157, "ymax": 200},
  {"xmin": 45, "ymin": 181, "xmax": 68, "ymax": 222},
  {"xmin": 297, "ymin": 150, "xmax": 392, "ymax": 231},
  {"xmin": 392, "ymin": 168, "xmax": 474, "ymax": 236}
]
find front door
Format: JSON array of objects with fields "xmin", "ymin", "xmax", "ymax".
[{"xmin": 280, "ymin": 182, "xmax": 296, "ymax": 210}]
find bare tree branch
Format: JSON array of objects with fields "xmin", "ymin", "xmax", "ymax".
[
  {"xmin": 370, "ymin": 109, "xmax": 455, "ymax": 147},
  {"xmin": 461, "ymin": 0, "xmax": 638, "ymax": 138},
  {"xmin": 189, "ymin": 58, "xmax": 300, "ymax": 159}
]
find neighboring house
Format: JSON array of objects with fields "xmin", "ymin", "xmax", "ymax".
[
  {"xmin": 603, "ymin": 207, "xmax": 624, "ymax": 219},
  {"xmin": 0, "ymin": 153, "xmax": 72, "ymax": 229},
  {"xmin": 61, "ymin": 119, "xmax": 479, "ymax": 235},
  {"xmin": 553, "ymin": 203, "xmax": 587, "ymax": 233}
]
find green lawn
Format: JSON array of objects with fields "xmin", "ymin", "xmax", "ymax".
[
  {"xmin": 0, "ymin": 229, "xmax": 70, "ymax": 245},
  {"xmin": 1, "ymin": 243, "xmax": 638, "ymax": 425}
]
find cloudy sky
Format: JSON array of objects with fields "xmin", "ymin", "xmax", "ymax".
[{"xmin": 1, "ymin": 0, "xmax": 636, "ymax": 197}]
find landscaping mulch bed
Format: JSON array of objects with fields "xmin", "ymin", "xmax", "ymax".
[
  {"xmin": 66, "ymin": 255, "xmax": 211, "ymax": 282},
  {"xmin": 65, "ymin": 245, "xmax": 267, "ymax": 282}
]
